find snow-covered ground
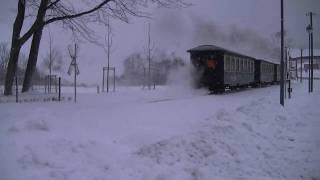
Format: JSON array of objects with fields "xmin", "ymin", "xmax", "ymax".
[{"xmin": 0, "ymin": 81, "xmax": 320, "ymax": 180}]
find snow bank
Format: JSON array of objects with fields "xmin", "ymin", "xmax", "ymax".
[{"xmin": 0, "ymin": 81, "xmax": 319, "ymax": 180}]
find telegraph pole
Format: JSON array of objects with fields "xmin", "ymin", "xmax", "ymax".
[
  {"xmin": 306, "ymin": 12, "xmax": 315, "ymax": 92},
  {"xmin": 310, "ymin": 12, "xmax": 314, "ymax": 92},
  {"xmin": 308, "ymin": 28, "xmax": 311, "ymax": 92},
  {"xmin": 74, "ymin": 44, "xmax": 77, "ymax": 103},
  {"xmin": 48, "ymin": 30, "xmax": 52, "ymax": 93},
  {"xmin": 295, "ymin": 54, "xmax": 298, "ymax": 79},
  {"xmin": 280, "ymin": 0, "xmax": 285, "ymax": 106},
  {"xmin": 300, "ymin": 49, "xmax": 303, "ymax": 83},
  {"xmin": 148, "ymin": 23, "xmax": 151, "ymax": 90},
  {"xmin": 107, "ymin": 16, "xmax": 111, "ymax": 93}
]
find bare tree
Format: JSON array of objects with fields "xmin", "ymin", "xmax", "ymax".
[
  {"xmin": 0, "ymin": 42, "xmax": 10, "ymax": 74},
  {"xmin": 144, "ymin": 22, "xmax": 156, "ymax": 89},
  {"xmin": 4, "ymin": 0, "xmax": 190, "ymax": 95},
  {"xmin": 102, "ymin": 16, "xmax": 114, "ymax": 92},
  {"xmin": 41, "ymin": 46, "xmax": 64, "ymax": 74}
]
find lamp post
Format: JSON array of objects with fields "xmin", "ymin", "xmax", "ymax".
[
  {"xmin": 280, "ymin": 0, "xmax": 285, "ymax": 106},
  {"xmin": 300, "ymin": 49, "xmax": 303, "ymax": 83},
  {"xmin": 306, "ymin": 24, "xmax": 312, "ymax": 92},
  {"xmin": 306, "ymin": 12, "xmax": 315, "ymax": 93}
]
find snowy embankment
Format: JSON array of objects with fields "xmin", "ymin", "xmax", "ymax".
[{"xmin": 0, "ymin": 81, "xmax": 319, "ymax": 180}]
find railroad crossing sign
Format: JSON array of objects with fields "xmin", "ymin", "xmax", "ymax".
[
  {"xmin": 67, "ymin": 59, "xmax": 80, "ymax": 76},
  {"xmin": 68, "ymin": 43, "xmax": 79, "ymax": 103}
]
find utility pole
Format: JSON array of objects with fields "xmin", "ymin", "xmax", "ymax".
[
  {"xmin": 280, "ymin": 0, "xmax": 285, "ymax": 106},
  {"xmin": 107, "ymin": 16, "xmax": 111, "ymax": 93},
  {"xmin": 284, "ymin": 47, "xmax": 288, "ymax": 99},
  {"xmin": 310, "ymin": 12, "xmax": 314, "ymax": 92},
  {"xmin": 308, "ymin": 28, "xmax": 311, "ymax": 92},
  {"xmin": 74, "ymin": 44, "xmax": 77, "ymax": 103},
  {"xmin": 300, "ymin": 49, "xmax": 303, "ymax": 83},
  {"xmin": 295, "ymin": 54, "xmax": 298, "ymax": 79},
  {"xmin": 49, "ymin": 30, "xmax": 52, "ymax": 93},
  {"xmin": 148, "ymin": 23, "xmax": 151, "ymax": 90},
  {"xmin": 306, "ymin": 12, "xmax": 315, "ymax": 92}
]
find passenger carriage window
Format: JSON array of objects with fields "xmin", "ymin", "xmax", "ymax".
[
  {"xmin": 234, "ymin": 58, "xmax": 236, "ymax": 72},
  {"xmin": 225, "ymin": 56, "xmax": 230, "ymax": 72},
  {"xmin": 241, "ymin": 59, "xmax": 244, "ymax": 72},
  {"xmin": 230, "ymin": 57, "xmax": 233, "ymax": 72},
  {"xmin": 231, "ymin": 57, "xmax": 235, "ymax": 72},
  {"xmin": 224, "ymin": 55, "xmax": 227, "ymax": 71},
  {"xmin": 252, "ymin": 61, "xmax": 254, "ymax": 73},
  {"xmin": 268, "ymin": 64, "xmax": 270, "ymax": 73},
  {"xmin": 228, "ymin": 56, "xmax": 231, "ymax": 72},
  {"xmin": 243, "ymin": 59, "xmax": 245, "ymax": 72},
  {"xmin": 269, "ymin": 64, "xmax": 271, "ymax": 73},
  {"xmin": 236, "ymin": 58, "xmax": 238, "ymax": 72},
  {"xmin": 251, "ymin": 61, "xmax": 253, "ymax": 73},
  {"xmin": 244, "ymin": 60, "xmax": 247, "ymax": 73},
  {"xmin": 235, "ymin": 58, "xmax": 238, "ymax": 72}
]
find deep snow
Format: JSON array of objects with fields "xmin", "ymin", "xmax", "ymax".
[{"xmin": 0, "ymin": 81, "xmax": 320, "ymax": 180}]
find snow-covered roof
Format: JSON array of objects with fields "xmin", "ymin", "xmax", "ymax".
[{"xmin": 187, "ymin": 45, "xmax": 252, "ymax": 59}]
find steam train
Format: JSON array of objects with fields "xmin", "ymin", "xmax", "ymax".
[{"xmin": 187, "ymin": 45, "xmax": 280, "ymax": 92}]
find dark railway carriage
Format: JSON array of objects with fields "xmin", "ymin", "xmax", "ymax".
[
  {"xmin": 187, "ymin": 45, "xmax": 255, "ymax": 91},
  {"xmin": 274, "ymin": 64, "xmax": 280, "ymax": 83},
  {"xmin": 255, "ymin": 59, "xmax": 275, "ymax": 85}
]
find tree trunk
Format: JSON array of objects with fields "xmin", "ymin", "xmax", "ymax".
[
  {"xmin": 4, "ymin": 44, "xmax": 22, "ymax": 95},
  {"xmin": 22, "ymin": 28, "xmax": 44, "ymax": 92},
  {"xmin": 21, "ymin": 0, "xmax": 48, "ymax": 93},
  {"xmin": 4, "ymin": 0, "xmax": 25, "ymax": 95}
]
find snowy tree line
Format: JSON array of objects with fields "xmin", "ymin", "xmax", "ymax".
[
  {"xmin": 119, "ymin": 50, "xmax": 185, "ymax": 86},
  {"xmin": 0, "ymin": 41, "xmax": 64, "ymax": 85}
]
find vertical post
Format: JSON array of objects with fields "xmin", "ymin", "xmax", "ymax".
[
  {"xmin": 310, "ymin": 12, "xmax": 314, "ymax": 92},
  {"xmin": 15, "ymin": 76, "xmax": 18, "ymax": 103},
  {"xmin": 284, "ymin": 47, "xmax": 287, "ymax": 99},
  {"xmin": 288, "ymin": 78, "xmax": 291, "ymax": 99},
  {"xmin": 58, "ymin": 77, "xmax": 61, "ymax": 101},
  {"xmin": 97, "ymin": 85, "xmax": 100, "ymax": 94},
  {"xmin": 49, "ymin": 29, "xmax": 52, "ymax": 94},
  {"xmin": 113, "ymin": 68, "xmax": 115, "ymax": 92},
  {"xmin": 107, "ymin": 68, "xmax": 109, "ymax": 92},
  {"xmin": 102, "ymin": 68, "xmax": 105, "ymax": 92},
  {"xmin": 44, "ymin": 76, "xmax": 47, "ymax": 93},
  {"xmin": 106, "ymin": 16, "xmax": 111, "ymax": 93},
  {"xmin": 308, "ymin": 31, "xmax": 311, "ymax": 92},
  {"xmin": 295, "ymin": 56, "xmax": 298, "ymax": 79},
  {"xmin": 148, "ymin": 23, "xmax": 151, "ymax": 90},
  {"xmin": 143, "ymin": 67, "xmax": 146, "ymax": 89},
  {"xmin": 74, "ymin": 44, "xmax": 77, "ymax": 103},
  {"xmin": 300, "ymin": 49, "xmax": 303, "ymax": 83},
  {"xmin": 55, "ymin": 76, "xmax": 58, "ymax": 93},
  {"xmin": 280, "ymin": 0, "xmax": 284, "ymax": 106}
]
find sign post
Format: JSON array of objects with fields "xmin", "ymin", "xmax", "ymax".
[
  {"xmin": 68, "ymin": 44, "xmax": 80, "ymax": 103},
  {"xmin": 280, "ymin": 0, "xmax": 285, "ymax": 106}
]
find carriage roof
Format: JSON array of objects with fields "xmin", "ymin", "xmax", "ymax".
[{"xmin": 187, "ymin": 45, "xmax": 253, "ymax": 59}]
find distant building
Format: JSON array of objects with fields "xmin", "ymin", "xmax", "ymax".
[{"xmin": 289, "ymin": 56, "xmax": 320, "ymax": 71}]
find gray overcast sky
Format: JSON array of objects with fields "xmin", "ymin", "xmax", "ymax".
[{"xmin": 0, "ymin": 0, "xmax": 319, "ymax": 84}]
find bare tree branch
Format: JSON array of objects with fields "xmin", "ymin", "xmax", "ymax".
[{"xmin": 45, "ymin": 0, "xmax": 112, "ymax": 25}]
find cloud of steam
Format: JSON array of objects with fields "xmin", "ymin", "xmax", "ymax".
[
  {"xmin": 191, "ymin": 16, "xmax": 281, "ymax": 63},
  {"xmin": 166, "ymin": 63, "xmax": 207, "ymax": 95}
]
